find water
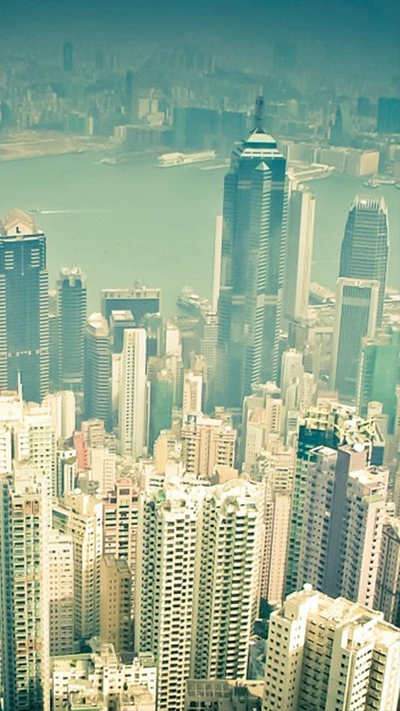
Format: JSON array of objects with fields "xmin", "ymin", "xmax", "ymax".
[{"xmin": 0, "ymin": 153, "xmax": 398, "ymax": 314}]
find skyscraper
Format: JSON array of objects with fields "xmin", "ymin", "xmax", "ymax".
[
  {"xmin": 58, "ymin": 267, "xmax": 87, "ymax": 394},
  {"xmin": 84, "ymin": 313, "xmax": 111, "ymax": 427},
  {"xmin": 283, "ymin": 182, "xmax": 315, "ymax": 322},
  {"xmin": 63, "ymin": 42, "xmax": 73, "ymax": 72},
  {"xmin": 118, "ymin": 328, "xmax": 147, "ymax": 457},
  {"xmin": 0, "ymin": 209, "xmax": 49, "ymax": 403},
  {"xmin": 0, "ymin": 466, "xmax": 50, "ymax": 711},
  {"xmin": 216, "ymin": 98, "xmax": 288, "ymax": 407},
  {"xmin": 339, "ymin": 195, "xmax": 389, "ymax": 325},
  {"xmin": 331, "ymin": 277, "xmax": 379, "ymax": 401},
  {"xmin": 357, "ymin": 328, "xmax": 400, "ymax": 434}
]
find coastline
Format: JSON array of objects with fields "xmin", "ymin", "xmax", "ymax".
[{"xmin": 0, "ymin": 131, "xmax": 112, "ymax": 163}]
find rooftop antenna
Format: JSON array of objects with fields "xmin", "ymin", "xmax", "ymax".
[{"xmin": 254, "ymin": 92, "xmax": 264, "ymax": 130}]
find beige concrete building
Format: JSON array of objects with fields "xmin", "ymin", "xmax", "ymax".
[
  {"xmin": 263, "ymin": 586, "xmax": 400, "ymax": 711},
  {"xmin": 182, "ymin": 371, "xmax": 203, "ymax": 415},
  {"xmin": 52, "ymin": 642, "xmax": 156, "ymax": 711},
  {"xmin": 48, "ymin": 529, "xmax": 74, "ymax": 655},
  {"xmin": 185, "ymin": 680, "xmax": 263, "ymax": 710},
  {"xmin": 100, "ymin": 555, "xmax": 132, "ymax": 652},
  {"xmin": 53, "ymin": 491, "xmax": 103, "ymax": 641},
  {"xmin": 181, "ymin": 412, "xmax": 236, "ymax": 477}
]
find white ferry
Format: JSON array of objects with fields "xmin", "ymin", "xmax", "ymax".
[{"xmin": 157, "ymin": 150, "xmax": 216, "ymax": 168}]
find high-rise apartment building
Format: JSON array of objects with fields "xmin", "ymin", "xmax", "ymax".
[
  {"xmin": 331, "ymin": 277, "xmax": 379, "ymax": 400},
  {"xmin": 135, "ymin": 479, "xmax": 263, "ymax": 711},
  {"xmin": 0, "ymin": 466, "xmax": 50, "ymax": 711},
  {"xmin": 263, "ymin": 586, "xmax": 400, "ymax": 711},
  {"xmin": 53, "ymin": 491, "xmax": 103, "ymax": 642},
  {"xmin": 283, "ymin": 182, "xmax": 315, "ymax": 322},
  {"xmin": 375, "ymin": 517, "xmax": 400, "ymax": 628},
  {"xmin": 148, "ymin": 369, "xmax": 173, "ymax": 453},
  {"xmin": 119, "ymin": 328, "xmax": 147, "ymax": 457},
  {"xmin": 181, "ymin": 412, "xmax": 236, "ymax": 477},
  {"xmin": 63, "ymin": 41, "xmax": 73, "ymax": 72},
  {"xmin": 84, "ymin": 312, "xmax": 111, "ymax": 427},
  {"xmin": 285, "ymin": 404, "xmax": 385, "ymax": 596},
  {"xmin": 339, "ymin": 195, "xmax": 389, "ymax": 325},
  {"xmin": 0, "ymin": 209, "xmax": 49, "ymax": 402},
  {"xmin": 58, "ymin": 267, "xmax": 87, "ymax": 394},
  {"xmin": 296, "ymin": 443, "xmax": 388, "ymax": 609},
  {"xmin": 100, "ymin": 555, "xmax": 132, "ymax": 652},
  {"xmin": 48, "ymin": 529, "xmax": 74, "ymax": 655},
  {"xmin": 377, "ymin": 97, "xmax": 400, "ymax": 134},
  {"xmin": 216, "ymin": 100, "xmax": 288, "ymax": 406},
  {"xmin": 192, "ymin": 481, "xmax": 264, "ymax": 680}
]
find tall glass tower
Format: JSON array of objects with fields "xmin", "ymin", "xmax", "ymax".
[
  {"xmin": 340, "ymin": 195, "xmax": 389, "ymax": 325},
  {"xmin": 0, "ymin": 210, "xmax": 49, "ymax": 403},
  {"xmin": 216, "ymin": 98, "xmax": 288, "ymax": 408},
  {"xmin": 58, "ymin": 267, "xmax": 87, "ymax": 394}
]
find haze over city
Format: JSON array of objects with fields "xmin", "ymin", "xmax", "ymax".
[{"xmin": 0, "ymin": 0, "xmax": 399, "ymax": 710}]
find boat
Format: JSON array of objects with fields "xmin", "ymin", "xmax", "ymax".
[
  {"xmin": 29, "ymin": 208, "xmax": 41, "ymax": 214},
  {"xmin": 157, "ymin": 150, "xmax": 216, "ymax": 168},
  {"xmin": 395, "ymin": 183, "xmax": 400, "ymax": 190},
  {"xmin": 362, "ymin": 178, "xmax": 379, "ymax": 188},
  {"xmin": 100, "ymin": 157, "xmax": 118, "ymax": 165},
  {"xmin": 177, "ymin": 287, "xmax": 211, "ymax": 316}
]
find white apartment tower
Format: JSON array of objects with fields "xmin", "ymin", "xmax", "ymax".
[
  {"xmin": 53, "ymin": 491, "xmax": 103, "ymax": 641},
  {"xmin": 135, "ymin": 484, "xmax": 200, "ymax": 711},
  {"xmin": 48, "ymin": 529, "xmax": 74, "ymax": 655},
  {"xmin": 263, "ymin": 586, "xmax": 400, "ymax": 711},
  {"xmin": 119, "ymin": 328, "xmax": 147, "ymax": 457},
  {"xmin": 283, "ymin": 182, "xmax": 315, "ymax": 322},
  {"xmin": 0, "ymin": 466, "xmax": 50, "ymax": 711},
  {"xmin": 192, "ymin": 480, "xmax": 264, "ymax": 680},
  {"xmin": 135, "ymin": 479, "xmax": 264, "ymax": 711}
]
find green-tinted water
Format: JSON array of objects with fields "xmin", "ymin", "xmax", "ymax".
[{"xmin": 0, "ymin": 153, "xmax": 398, "ymax": 313}]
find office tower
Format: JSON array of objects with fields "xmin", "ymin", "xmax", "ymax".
[
  {"xmin": 119, "ymin": 328, "xmax": 147, "ymax": 457},
  {"xmin": 339, "ymin": 195, "xmax": 389, "ymax": 325},
  {"xmin": 110, "ymin": 309, "xmax": 136, "ymax": 352},
  {"xmin": 125, "ymin": 69, "xmax": 135, "ymax": 123},
  {"xmin": 181, "ymin": 412, "xmax": 236, "ymax": 477},
  {"xmin": 285, "ymin": 404, "xmax": 385, "ymax": 596},
  {"xmin": 358, "ymin": 328, "xmax": 400, "ymax": 434},
  {"xmin": 84, "ymin": 312, "xmax": 111, "ymax": 427},
  {"xmin": 58, "ymin": 267, "xmax": 87, "ymax": 394},
  {"xmin": 0, "ymin": 467, "xmax": 50, "ymax": 711},
  {"xmin": 149, "ymin": 369, "xmax": 173, "ymax": 453},
  {"xmin": 185, "ymin": 680, "xmax": 263, "ymax": 710},
  {"xmin": 263, "ymin": 586, "xmax": 400, "ymax": 711},
  {"xmin": 0, "ymin": 209, "xmax": 49, "ymax": 402},
  {"xmin": 329, "ymin": 105, "xmax": 344, "ymax": 145},
  {"xmin": 63, "ymin": 41, "xmax": 73, "ymax": 72},
  {"xmin": 95, "ymin": 49, "xmax": 104, "ymax": 71},
  {"xmin": 100, "ymin": 556, "xmax": 132, "ymax": 652},
  {"xmin": 199, "ymin": 311, "xmax": 218, "ymax": 410},
  {"xmin": 331, "ymin": 277, "xmax": 379, "ymax": 401},
  {"xmin": 212, "ymin": 215, "xmax": 223, "ymax": 312},
  {"xmin": 136, "ymin": 479, "xmax": 263, "ymax": 711},
  {"xmin": 101, "ymin": 286, "xmax": 160, "ymax": 325},
  {"xmin": 375, "ymin": 517, "xmax": 400, "ymax": 628},
  {"xmin": 377, "ymin": 97, "xmax": 400, "ymax": 134},
  {"xmin": 283, "ymin": 183, "xmax": 315, "ymax": 322},
  {"xmin": 296, "ymin": 443, "xmax": 388, "ymax": 608},
  {"xmin": 216, "ymin": 98, "xmax": 288, "ymax": 406},
  {"xmin": 48, "ymin": 529, "xmax": 74, "ymax": 655},
  {"xmin": 48, "ymin": 288, "xmax": 60, "ymax": 390},
  {"xmin": 53, "ymin": 491, "xmax": 103, "ymax": 642},
  {"xmin": 183, "ymin": 370, "xmax": 203, "ymax": 414},
  {"xmin": 52, "ymin": 644, "xmax": 156, "ymax": 711},
  {"xmin": 280, "ymin": 348, "xmax": 303, "ymax": 398}
]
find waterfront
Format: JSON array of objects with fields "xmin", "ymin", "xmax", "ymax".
[{"xmin": 0, "ymin": 152, "xmax": 398, "ymax": 314}]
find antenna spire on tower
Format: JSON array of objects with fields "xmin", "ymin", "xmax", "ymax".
[{"xmin": 254, "ymin": 94, "xmax": 265, "ymax": 130}]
